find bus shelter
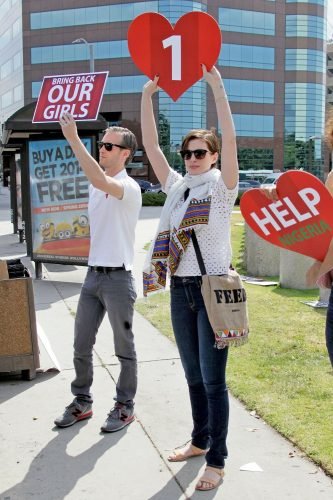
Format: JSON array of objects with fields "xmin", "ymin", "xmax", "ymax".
[{"xmin": 0, "ymin": 102, "xmax": 108, "ymax": 277}]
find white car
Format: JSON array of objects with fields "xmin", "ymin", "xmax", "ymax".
[{"xmin": 260, "ymin": 172, "xmax": 282, "ymax": 188}]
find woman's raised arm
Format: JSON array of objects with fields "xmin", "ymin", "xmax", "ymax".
[
  {"xmin": 141, "ymin": 77, "xmax": 171, "ymax": 187},
  {"xmin": 203, "ymin": 65, "xmax": 238, "ymax": 190}
]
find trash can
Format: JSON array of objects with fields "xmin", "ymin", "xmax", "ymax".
[{"xmin": 0, "ymin": 259, "xmax": 39, "ymax": 380}]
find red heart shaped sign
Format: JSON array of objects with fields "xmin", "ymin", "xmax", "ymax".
[
  {"xmin": 240, "ymin": 170, "xmax": 333, "ymax": 262},
  {"xmin": 127, "ymin": 12, "xmax": 222, "ymax": 101}
]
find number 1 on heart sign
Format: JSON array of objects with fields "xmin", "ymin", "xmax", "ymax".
[{"xmin": 162, "ymin": 35, "xmax": 181, "ymax": 80}]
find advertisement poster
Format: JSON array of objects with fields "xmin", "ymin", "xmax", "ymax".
[
  {"xmin": 32, "ymin": 71, "xmax": 108, "ymax": 123},
  {"xmin": 29, "ymin": 139, "xmax": 92, "ymax": 264}
]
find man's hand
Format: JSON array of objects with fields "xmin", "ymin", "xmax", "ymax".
[
  {"xmin": 259, "ymin": 185, "xmax": 279, "ymax": 201},
  {"xmin": 142, "ymin": 76, "xmax": 160, "ymax": 97},
  {"xmin": 59, "ymin": 113, "xmax": 79, "ymax": 143}
]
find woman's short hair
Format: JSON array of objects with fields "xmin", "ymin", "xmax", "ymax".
[
  {"xmin": 104, "ymin": 126, "xmax": 137, "ymax": 165},
  {"xmin": 181, "ymin": 129, "xmax": 220, "ymax": 168}
]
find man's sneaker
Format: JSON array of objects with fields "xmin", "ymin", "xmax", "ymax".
[
  {"xmin": 101, "ymin": 402, "xmax": 135, "ymax": 433},
  {"xmin": 54, "ymin": 398, "xmax": 93, "ymax": 428}
]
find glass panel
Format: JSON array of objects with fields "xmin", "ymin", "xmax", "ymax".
[
  {"xmin": 219, "ymin": 8, "xmax": 275, "ymax": 35},
  {"xmin": 219, "ymin": 44, "xmax": 274, "ymax": 70},
  {"xmin": 233, "ymin": 114, "xmax": 274, "ymax": 137},
  {"xmin": 31, "ymin": 40, "xmax": 130, "ymax": 64},
  {"xmin": 30, "ymin": 2, "xmax": 158, "ymax": 29},
  {"xmin": 224, "ymin": 79, "xmax": 274, "ymax": 103},
  {"xmin": 284, "ymin": 82, "xmax": 325, "ymax": 176},
  {"xmin": 286, "ymin": 15, "xmax": 325, "ymax": 39}
]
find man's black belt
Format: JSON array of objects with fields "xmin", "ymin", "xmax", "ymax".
[{"xmin": 89, "ymin": 265, "xmax": 125, "ymax": 273}]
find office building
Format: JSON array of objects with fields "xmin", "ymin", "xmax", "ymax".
[{"xmin": 0, "ymin": 0, "xmax": 328, "ymax": 179}]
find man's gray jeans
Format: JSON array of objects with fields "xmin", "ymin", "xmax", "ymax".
[{"xmin": 71, "ymin": 268, "xmax": 137, "ymax": 407}]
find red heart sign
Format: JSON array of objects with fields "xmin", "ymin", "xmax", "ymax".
[
  {"xmin": 127, "ymin": 12, "xmax": 222, "ymax": 101},
  {"xmin": 240, "ymin": 170, "xmax": 333, "ymax": 262}
]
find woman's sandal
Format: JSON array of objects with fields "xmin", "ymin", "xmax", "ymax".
[
  {"xmin": 167, "ymin": 443, "xmax": 207, "ymax": 462},
  {"xmin": 195, "ymin": 466, "xmax": 225, "ymax": 491}
]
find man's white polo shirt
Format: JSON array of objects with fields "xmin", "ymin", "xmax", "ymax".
[{"xmin": 88, "ymin": 169, "xmax": 141, "ymax": 270}]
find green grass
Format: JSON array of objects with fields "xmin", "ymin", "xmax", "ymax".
[{"xmin": 135, "ymin": 211, "xmax": 333, "ymax": 475}]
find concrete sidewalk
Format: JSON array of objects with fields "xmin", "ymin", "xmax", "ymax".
[{"xmin": 0, "ymin": 186, "xmax": 332, "ymax": 499}]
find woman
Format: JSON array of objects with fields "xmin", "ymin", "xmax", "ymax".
[
  {"xmin": 266, "ymin": 109, "xmax": 333, "ymax": 367},
  {"xmin": 141, "ymin": 65, "xmax": 239, "ymax": 491},
  {"xmin": 313, "ymin": 109, "xmax": 333, "ymax": 366}
]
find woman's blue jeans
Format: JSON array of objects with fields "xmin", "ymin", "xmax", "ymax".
[
  {"xmin": 325, "ymin": 287, "xmax": 333, "ymax": 367},
  {"xmin": 170, "ymin": 276, "xmax": 229, "ymax": 469}
]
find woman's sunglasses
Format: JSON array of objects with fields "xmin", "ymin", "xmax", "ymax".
[
  {"xmin": 180, "ymin": 149, "xmax": 211, "ymax": 160},
  {"xmin": 97, "ymin": 141, "xmax": 127, "ymax": 152}
]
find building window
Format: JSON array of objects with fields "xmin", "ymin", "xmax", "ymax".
[
  {"xmin": 13, "ymin": 52, "xmax": 22, "ymax": 71},
  {"xmin": 284, "ymin": 83, "xmax": 325, "ymax": 175},
  {"xmin": 285, "ymin": 48, "xmax": 325, "ymax": 72},
  {"xmin": 0, "ymin": 27, "xmax": 11, "ymax": 50},
  {"xmin": 30, "ymin": 2, "xmax": 158, "ymax": 29},
  {"xmin": 219, "ymin": 8, "xmax": 275, "ymax": 36},
  {"xmin": 224, "ymin": 79, "xmax": 274, "ymax": 103},
  {"xmin": 31, "ymin": 40, "xmax": 129, "ymax": 64},
  {"xmin": 285, "ymin": 82, "xmax": 325, "ymax": 140},
  {"xmin": 233, "ymin": 114, "xmax": 274, "ymax": 137},
  {"xmin": 12, "ymin": 18, "xmax": 21, "ymax": 37},
  {"xmin": 1, "ymin": 90, "xmax": 13, "ymax": 108},
  {"xmin": 105, "ymin": 75, "xmax": 148, "ymax": 94},
  {"xmin": 286, "ymin": 15, "xmax": 326, "ymax": 39},
  {"xmin": 219, "ymin": 44, "xmax": 275, "ymax": 70},
  {"xmin": 286, "ymin": 0, "xmax": 324, "ymax": 4},
  {"xmin": 1, "ymin": 59, "xmax": 12, "ymax": 80},
  {"xmin": 157, "ymin": 0, "xmax": 206, "ymax": 23},
  {"xmin": 13, "ymin": 84, "xmax": 22, "ymax": 102}
]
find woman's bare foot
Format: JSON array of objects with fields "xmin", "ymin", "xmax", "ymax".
[{"xmin": 167, "ymin": 443, "xmax": 207, "ymax": 462}]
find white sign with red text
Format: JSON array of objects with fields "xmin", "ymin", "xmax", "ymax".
[{"xmin": 32, "ymin": 72, "xmax": 108, "ymax": 123}]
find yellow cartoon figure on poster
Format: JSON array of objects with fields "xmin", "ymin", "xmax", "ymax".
[
  {"xmin": 73, "ymin": 214, "xmax": 90, "ymax": 237},
  {"xmin": 55, "ymin": 222, "xmax": 73, "ymax": 240},
  {"xmin": 39, "ymin": 220, "xmax": 56, "ymax": 241}
]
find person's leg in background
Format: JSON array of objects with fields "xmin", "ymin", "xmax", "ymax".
[{"xmin": 325, "ymin": 286, "xmax": 333, "ymax": 367}]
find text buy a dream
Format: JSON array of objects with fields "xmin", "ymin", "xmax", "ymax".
[{"xmin": 32, "ymin": 144, "xmax": 90, "ymax": 203}]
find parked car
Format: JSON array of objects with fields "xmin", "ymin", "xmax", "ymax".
[
  {"xmin": 145, "ymin": 183, "xmax": 163, "ymax": 194},
  {"xmin": 244, "ymin": 179, "xmax": 261, "ymax": 188},
  {"xmin": 260, "ymin": 172, "xmax": 282, "ymax": 188},
  {"xmin": 238, "ymin": 181, "xmax": 255, "ymax": 197},
  {"xmin": 134, "ymin": 179, "xmax": 152, "ymax": 193}
]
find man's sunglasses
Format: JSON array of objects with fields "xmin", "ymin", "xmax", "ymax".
[
  {"xmin": 97, "ymin": 141, "xmax": 127, "ymax": 152},
  {"xmin": 180, "ymin": 149, "xmax": 211, "ymax": 160}
]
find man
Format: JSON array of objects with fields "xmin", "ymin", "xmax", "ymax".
[{"xmin": 54, "ymin": 113, "xmax": 142, "ymax": 432}]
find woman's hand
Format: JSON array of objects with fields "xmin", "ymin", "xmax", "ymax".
[
  {"xmin": 259, "ymin": 185, "xmax": 279, "ymax": 201},
  {"xmin": 142, "ymin": 76, "xmax": 160, "ymax": 97},
  {"xmin": 59, "ymin": 113, "xmax": 79, "ymax": 142},
  {"xmin": 202, "ymin": 64, "xmax": 223, "ymax": 93}
]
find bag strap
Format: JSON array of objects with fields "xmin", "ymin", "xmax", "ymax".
[{"xmin": 191, "ymin": 230, "xmax": 207, "ymax": 276}]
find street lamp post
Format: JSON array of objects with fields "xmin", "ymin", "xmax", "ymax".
[{"xmin": 72, "ymin": 38, "xmax": 95, "ymax": 73}]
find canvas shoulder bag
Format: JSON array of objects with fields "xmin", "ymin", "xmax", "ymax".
[{"xmin": 191, "ymin": 230, "xmax": 249, "ymax": 349}]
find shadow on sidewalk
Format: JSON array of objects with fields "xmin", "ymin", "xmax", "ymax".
[
  {"xmin": 0, "ymin": 422, "xmax": 127, "ymax": 500},
  {"xmin": 33, "ymin": 279, "xmax": 82, "ymax": 311},
  {"xmin": 147, "ymin": 460, "xmax": 219, "ymax": 500},
  {"xmin": 0, "ymin": 371, "xmax": 59, "ymax": 405}
]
